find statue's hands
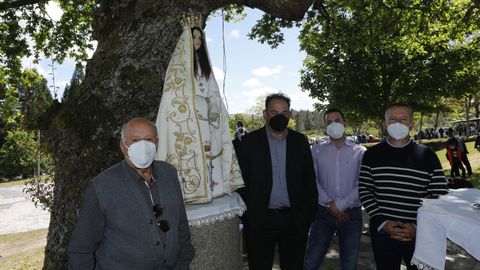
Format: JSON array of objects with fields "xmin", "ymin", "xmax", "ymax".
[
  {"xmin": 208, "ymin": 113, "xmax": 219, "ymax": 122},
  {"xmin": 204, "ymin": 144, "xmax": 211, "ymax": 152}
]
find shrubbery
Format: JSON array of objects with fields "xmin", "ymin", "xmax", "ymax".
[
  {"xmin": 0, "ymin": 128, "xmax": 54, "ymax": 179},
  {"xmin": 23, "ymin": 176, "xmax": 55, "ymax": 211}
]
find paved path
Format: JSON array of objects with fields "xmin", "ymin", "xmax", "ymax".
[{"xmin": 0, "ymin": 185, "xmax": 50, "ymax": 235}]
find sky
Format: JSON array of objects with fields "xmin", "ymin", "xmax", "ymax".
[{"xmin": 22, "ymin": 5, "xmax": 316, "ymax": 114}]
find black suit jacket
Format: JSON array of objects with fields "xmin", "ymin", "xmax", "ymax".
[{"xmin": 237, "ymin": 126, "xmax": 318, "ymax": 232}]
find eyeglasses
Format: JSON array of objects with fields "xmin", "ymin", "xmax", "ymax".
[{"xmin": 153, "ymin": 204, "xmax": 170, "ymax": 232}]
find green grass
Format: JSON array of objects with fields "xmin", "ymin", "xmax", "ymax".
[
  {"xmin": 0, "ymin": 247, "xmax": 44, "ymax": 270},
  {"xmin": 0, "ymin": 179, "xmax": 31, "ymax": 188},
  {"xmin": 0, "ymin": 176, "xmax": 51, "ymax": 188},
  {"xmin": 0, "ymin": 229, "xmax": 47, "ymax": 270}
]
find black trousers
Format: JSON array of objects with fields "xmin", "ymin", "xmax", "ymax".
[
  {"xmin": 451, "ymin": 159, "xmax": 466, "ymax": 178},
  {"xmin": 245, "ymin": 210, "xmax": 308, "ymax": 270},
  {"xmin": 369, "ymin": 225, "xmax": 418, "ymax": 270},
  {"xmin": 461, "ymin": 153, "xmax": 473, "ymax": 175}
]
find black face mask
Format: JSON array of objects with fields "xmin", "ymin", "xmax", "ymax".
[{"xmin": 269, "ymin": 114, "xmax": 289, "ymax": 132}]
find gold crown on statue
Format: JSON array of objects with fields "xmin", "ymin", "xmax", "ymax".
[{"xmin": 179, "ymin": 10, "xmax": 203, "ymax": 29}]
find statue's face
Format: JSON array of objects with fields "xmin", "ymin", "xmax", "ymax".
[{"xmin": 193, "ymin": 29, "xmax": 202, "ymax": 51}]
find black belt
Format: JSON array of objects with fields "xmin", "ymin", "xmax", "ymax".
[
  {"xmin": 267, "ymin": 207, "xmax": 291, "ymax": 214},
  {"xmin": 320, "ymin": 205, "xmax": 361, "ymax": 213}
]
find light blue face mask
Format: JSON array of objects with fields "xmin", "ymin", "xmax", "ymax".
[
  {"xmin": 326, "ymin": 122, "xmax": 345, "ymax": 139},
  {"xmin": 387, "ymin": 123, "xmax": 410, "ymax": 140}
]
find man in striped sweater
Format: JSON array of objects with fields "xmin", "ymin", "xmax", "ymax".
[{"xmin": 358, "ymin": 103, "xmax": 448, "ymax": 270}]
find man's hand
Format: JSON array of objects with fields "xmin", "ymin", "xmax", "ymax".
[
  {"xmin": 384, "ymin": 221, "xmax": 416, "ymax": 241},
  {"xmin": 327, "ymin": 202, "xmax": 349, "ymax": 223},
  {"xmin": 335, "ymin": 211, "xmax": 350, "ymax": 223}
]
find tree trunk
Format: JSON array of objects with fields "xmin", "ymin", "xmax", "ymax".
[
  {"xmin": 42, "ymin": 1, "xmax": 312, "ymax": 269},
  {"xmin": 465, "ymin": 96, "xmax": 472, "ymax": 137},
  {"xmin": 418, "ymin": 113, "xmax": 424, "ymax": 141},
  {"xmin": 474, "ymin": 100, "xmax": 480, "ymax": 130},
  {"xmin": 434, "ymin": 111, "xmax": 440, "ymax": 130}
]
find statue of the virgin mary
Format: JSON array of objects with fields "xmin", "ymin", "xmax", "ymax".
[{"xmin": 155, "ymin": 12, "xmax": 245, "ymax": 204}]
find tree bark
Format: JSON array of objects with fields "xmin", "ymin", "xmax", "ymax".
[
  {"xmin": 418, "ymin": 113, "xmax": 424, "ymax": 141},
  {"xmin": 465, "ymin": 96, "xmax": 472, "ymax": 136},
  {"xmin": 43, "ymin": 0, "xmax": 312, "ymax": 269},
  {"xmin": 434, "ymin": 111, "xmax": 439, "ymax": 130}
]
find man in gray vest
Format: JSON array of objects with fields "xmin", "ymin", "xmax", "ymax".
[{"xmin": 68, "ymin": 118, "xmax": 194, "ymax": 270}]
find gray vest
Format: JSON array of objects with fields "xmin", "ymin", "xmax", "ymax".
[{"xmin": 92, "ymin": 161, "xmax": 184, "ymax": 270}]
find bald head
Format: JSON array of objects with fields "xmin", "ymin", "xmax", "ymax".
[
  {"xmin": 121, "ymin": 118, "xmax": 158, "ymax": 143},
  {"xmin": 120, "ymin": 118, "xmax": 158, "ymax": 170},
  {"xmin": 120, "ymin": 118, "xmax": 158, "ymax": 158}
]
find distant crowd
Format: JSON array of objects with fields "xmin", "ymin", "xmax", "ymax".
[{"xmin": 417, "ymin": 125, "xmax": 479, "ymax": 140}]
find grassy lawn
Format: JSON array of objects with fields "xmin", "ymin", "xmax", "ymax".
[
  {"xmin": 0, "ymin": 247, "xmax": 44, "ymax": 270},
  {"xmin": 0, "ymin": 176, "xmax": 52, "ymax": 189},
  {"xmin": 0, "ymin": 179, "xmax": 31, "ymax": 188},
  {"xmin": 0, "ymin": 229, "xmax": 47, "ymax": 270}
]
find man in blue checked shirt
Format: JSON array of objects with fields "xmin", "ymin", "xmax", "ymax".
[{"xmin": 304, "ymin": 108, "xmax": 366, "ymax": 270}]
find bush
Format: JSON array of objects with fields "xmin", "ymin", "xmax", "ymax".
[
  {"xmin": 23, "ymin": 176, "xmax": 54, "ymax": 211},
  {"xmin": 0, "ymin": 128, "xmax": 54, "ymax": 179}
]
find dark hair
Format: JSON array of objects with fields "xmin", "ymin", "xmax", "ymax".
[
  {"xmin": 323, "ymin": 108, "xmax": 345, "ymax": 122},
  {"xmin": 191, "ymin": 27, "xmax": 211, "ymax": 79},
  {"xmin": 446, "ymin": 138, "xmax": 457, "ymax": 147},
  {"xmin": 265, "ymin": 93, "xmax": 291, "ymax": 111},
  {"xmin": 236, "ymin": 121, "xmax": 243, "ymax": 128},
  {"xmin": 385, "ymin": 103, "xmax": 413, "ymax": 121}
]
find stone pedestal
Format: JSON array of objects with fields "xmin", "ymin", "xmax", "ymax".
[
  {"xmin": 189, "ymin": 216, "xmax": 241, "ymax": 270},
  {"xmin": 185, "ymin": 193, "xmax": 246, "ymax": 270}
]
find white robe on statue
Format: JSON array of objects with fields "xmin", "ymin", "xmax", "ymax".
[{"xmin": 155, "ymin": 27, "xmax": 244, "ymax": 204}]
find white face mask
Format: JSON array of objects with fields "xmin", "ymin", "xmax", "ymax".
[
  {"xmin": 124, "ymin": 140, "xmax": 157, "ymax": 168},
  {"xmin": 326, "ymin": 122, "xmax": 345, "ymax": 139},
  {"xmin": 387, "ymin": 123, "xmax": 410, "ymax": 141}
]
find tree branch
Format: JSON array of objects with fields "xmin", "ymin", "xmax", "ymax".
[
  {"xmin": 0, "ymin": 0, "xmax": 40, "ymax": 11},
  {"xmin": 234, "ymin": 0, "xmax": 313, "ymax": 21},
  {"xmin": 313, "ymin": 0, "xmax": 332, "ymax": 36},
  {"xmin": 462, "ymin": 0, "xmax": 480, "ymax": 25}
]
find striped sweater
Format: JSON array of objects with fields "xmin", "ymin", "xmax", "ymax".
[{"xmin": 358, "ymin": 140, "xmax": 448, "ymax": 228}]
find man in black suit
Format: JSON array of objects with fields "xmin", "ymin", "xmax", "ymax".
[{"xmin": 237, "ymin": 93, "xmax": 318, "ymax": 270}]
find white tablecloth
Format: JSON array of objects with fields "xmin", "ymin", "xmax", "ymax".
[
  {"xmin": 412, "ymin": 188, "xmax": 480, "ymax": 270},
  {"xmin": 185, "ymin": 191, "xmax": 246, "ymax": 227}
]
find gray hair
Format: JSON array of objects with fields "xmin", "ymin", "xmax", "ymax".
[
  {"xmin": 120, "ymin": 117, "xmax": 158, "ymax": 141},
  {"xmin": 384, "ymin": 103, "xmax": 413, "ymax": 121}
]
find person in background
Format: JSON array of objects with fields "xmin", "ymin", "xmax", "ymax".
[
  {"xmin": 474, "ymin": 131, "xmax": 480, "ymax": 150},
  {"xmin": 446, "ymin": 137, "xmax": 466, "ymax": 179},
  {"xmin": 456, "ymin": 136, "xmax": 473, "ymax": 177},
  {"xmin": 233, "ymin": 120, "xmax": 248, "ymax": 155},
  {"xmin": 304, "ymin": 108, "xmax": 366, "ymax": 270},
  {"xmin": 359, "ymin": 103, "xmax": 448, "ymax": 270},
  {"xmin": 438, "ymin": 128, "xmax": 444, "ymax": 138},
  {"xmin": 234, "ymin": 120, "xmax": 248, "ymax": 141}
]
